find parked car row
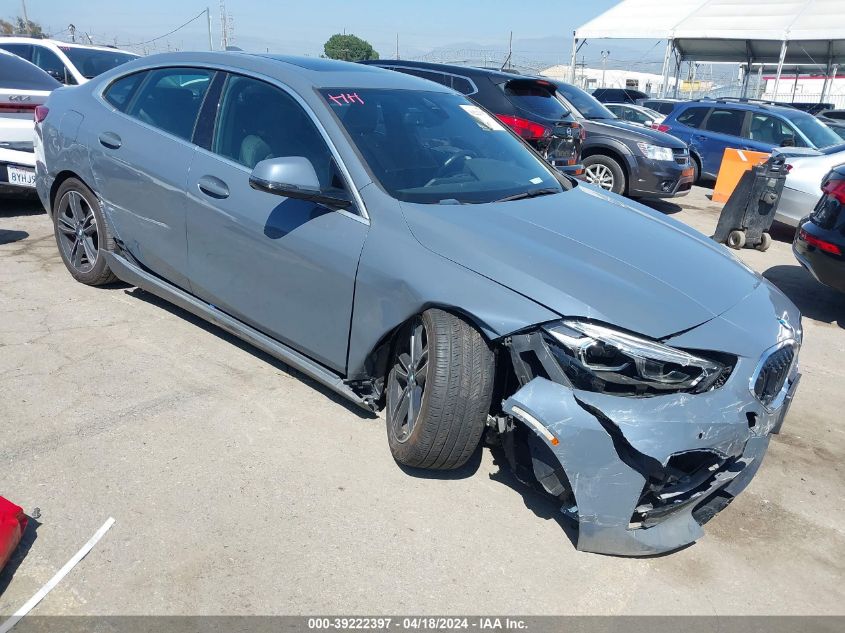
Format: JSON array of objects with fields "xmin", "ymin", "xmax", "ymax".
[
  {"xmin": 0, "ymin": 38, "xmax": 138, "ymax": 196},
  {"xmin": 0, "ymin": 37, "xmax": 139, "ymax": 85},
  {"xmin": 360, "ymin": 60, "xmax": 584, "ymax": 177},
  {"xmin": 0, "ymin": 49, "xmax": 59, "ymax": 195},
  {"xmin": 793, "ymin": 164, "xmax": 845, "ymax": 293}
]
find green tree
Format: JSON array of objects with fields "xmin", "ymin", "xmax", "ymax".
[
  {"xmin": 16, "ymin": 16, "xmax": 44, "ymax": 37},
  {"xmin": 0, "ymin": 16, "xmax": 43, "ymax": 36},
  {"xmin": 323, "ymin": 33, "xmax": 379, "ymax": 62}
]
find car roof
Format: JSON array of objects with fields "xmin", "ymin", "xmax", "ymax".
[
  {"xmin": 674, "ymin": 99, "xmax": 802, "ymax": 116},
  {"xmin": 0, "ymin": 36, "xmax": 139, "ymax": 56},
  {"xmin": 362, "ymin": 59, "xmax": 532, "ymax": 83},
  {"xmin": 105, "ymin": 51, "xmax": 454, "ymax": 93}
]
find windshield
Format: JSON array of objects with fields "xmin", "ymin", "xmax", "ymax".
[
  {"xmin": 553, "ymin": 84, "xmax": 614, "ymax": 120},
  {"xmin": 322, "ymin": 89, "xmax": 565, "ymax": 204},
  {"xmin": 59, "ymin": 46, "xmax": 137, "ymax": 79},
  {"xmin": 821, "ymin": 142, "xmax": 845, "ymax": 155},
  {"xmin": 783, "ymin": 110, "xmax": 842, "ymax": 149}
]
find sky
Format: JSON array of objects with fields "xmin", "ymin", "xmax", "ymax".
[{"xmin": 3, "ymin": 0, "xmax": 666, "ymax": 70}]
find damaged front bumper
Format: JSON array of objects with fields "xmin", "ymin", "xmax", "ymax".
[{"xmin": 502, "ymin": 342, "xmax": 800, "ymax": 557}]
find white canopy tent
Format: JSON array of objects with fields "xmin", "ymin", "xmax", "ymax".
[{"xmin": 572, "ymin": 0, "xmax": 845, "ymax": 100}]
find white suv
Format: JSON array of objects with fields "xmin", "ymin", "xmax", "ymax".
[{"xmin": 0, "ymin": 37, "xmax": 138, "ymax": 85}]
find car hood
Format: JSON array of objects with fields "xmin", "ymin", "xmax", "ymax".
[
  {"xmin": 400, "ymin": 184, "xmax": 761, "ymax": 339},
  {"xmin": 583, "ymin": 118, "xmax": 687, "ymax": 147}
]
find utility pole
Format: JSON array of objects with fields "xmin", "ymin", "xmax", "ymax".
[
  {"xmin": 601, "ymin": 50, "xmax": 610, "ymax": 88},
  {"xmin": 206, "ymin": 7, "xmax": 213, "ymax": 51},
  {"xmin": 396, "ymin": 33, "xmax": 399, "ymax": 60},
  {"xmin": 20, "ymin": 0, "xmax": 32, "ymax": 35},
  {"xmin": 68, "ymin": 23, "xmax": 76, "ymax": 43},
  {"xmin": 219, "ymin": 0, "xmax": 228, "ymax": 50},
  {"xmin": 501, "ymin": 31, "xmax": 513, "ymax": 71},
  {"xmin": 508, "ymin": 31, "xmax": 512, "ymax": 70}
]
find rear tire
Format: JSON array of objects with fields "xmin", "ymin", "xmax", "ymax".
[
  {"xmin": 385, "ymin": 309, "xmax": 494, "ymax": 470},
  {"xmin": 583, "ymin": 155, "xmax": 626, "ymax": 195},
  {"xmin": 52, "ymin": 178, "xmax": 117, "ymax": 286}
]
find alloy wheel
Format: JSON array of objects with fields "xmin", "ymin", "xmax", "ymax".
[
  {"xmin": 584, "ymin": 163, "xmax": 615, "ymax": 190},
  {"xmin": 388, "ymin": 317, "xmax": 429, "ymax": 443},
  {"xmin": 56, "ymin": 190, "xmax": 99, "ymax": 273}
]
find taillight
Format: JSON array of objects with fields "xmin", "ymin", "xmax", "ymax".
[
  {"xmin": 654, "ymin": 124, "xmax": 671, "ymax": 133},
  {"xmin": 821, "ymin": 177, "xmax": 845, "ymax": 205},
  {"xmin": 0, "ymin": 103, "xmax": 35, "ymax": 114},
  {"xmin": 799, "ymin": 228, "xmax": 842, "ymax": 255},
  {"xmin": 34, "ymin": 105, "xmax": 49, "ymax": 123},
  {"xmin": 495, "ymin": 114, "xmax": 551, "ymax": 141}
]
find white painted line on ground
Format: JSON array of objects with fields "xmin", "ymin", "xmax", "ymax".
[{"xmin": 0, "ymin": 517, "xmax": 115, "ymax": 633}]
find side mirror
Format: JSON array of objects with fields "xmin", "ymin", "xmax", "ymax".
[
  {"xmin": 249, "ymin": 156, "xmax": 352, "ymax": 209},
  {"xmin": 780, "ymin": 138, "xmax": 796, "ymax": 147}
]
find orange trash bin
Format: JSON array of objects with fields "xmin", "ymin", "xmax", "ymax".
[{"xmin": 712, "ymin": 148, "xmax": 770, "ymax": 203}]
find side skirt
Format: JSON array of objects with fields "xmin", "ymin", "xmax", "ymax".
[{"xmin": 104, "ymin": 251, "xmax": 372, "ymax": 411}]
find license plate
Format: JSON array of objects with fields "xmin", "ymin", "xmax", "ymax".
[
  {"xmin": 682, "ymin": 167, "xmax": 694, "ymax": 178},
  {"xmin": 7, "ymin": 165, "xmax": 35, "ymax": 188}
]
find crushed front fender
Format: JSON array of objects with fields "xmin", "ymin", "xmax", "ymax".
[{"xmin": 502, "ymin": 373, "xmax": 795, "ymax": 556}]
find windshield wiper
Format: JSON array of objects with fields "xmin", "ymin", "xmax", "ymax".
[{"xmin": 494, "ymin": 187, "xmax": 560, "ymax": 203}]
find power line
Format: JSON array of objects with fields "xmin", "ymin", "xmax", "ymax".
[{"xmin": 115, "ymin": 9, "xmax": 207, "ymax": 48}]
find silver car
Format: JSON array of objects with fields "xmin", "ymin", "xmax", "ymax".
[
  {"xmin": 774, "ymin": 144, "xmax": 845, "ymax": 226},
  {"xmin": 35, "ymin": 52, "xmax": 802, "ymax": 556}
]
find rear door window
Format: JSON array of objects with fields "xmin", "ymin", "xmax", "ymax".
[
  {"xmin": 676, "ymin": 107, "xmax": 709, "ymax": 129},
  {"xmin": 703, "ymin": 108, "xmax": 746, "ymax": 137},
  {"xmin": 125, "ymin": 67, "xmax": 214, "ymax": 141},
  {"xmin": 31, "ymin": 45, "xmax": 75, "ymax": 84}
]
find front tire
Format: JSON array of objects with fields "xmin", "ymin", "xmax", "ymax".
[
  {"xmin": 386, "ymin": 309, "xmax": 494, "ymax": 470},
  {"xmin": 53, "ymin": 178, "xmax": 117, "ymax": 286},
  {"xmin": 583, "ymin": 155, "xmax": 626, "ymax": 195}
]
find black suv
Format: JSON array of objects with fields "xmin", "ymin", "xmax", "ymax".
[
  {"xmin": 548, "ymin": 80, "xmax": 694, "ymax": 198},
  {"xmin": 361, "ymin": 60, "xmax": 583, "ymax": 176},
  {"xmin": 592, "ymin": 88, "xmax": 648, "ymax": 104}
]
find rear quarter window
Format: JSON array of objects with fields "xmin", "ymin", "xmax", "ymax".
[
  {"xmin": 104, "ymin": 72, "xmax": 146, "ymax": 111},
  {"xmin": 504, "ymin": 82, "xmax": 568, "ymax": 120},
  {"xmin": 450, "ymin": 75, "xmax": 475, "ymax": 95},
  {"xmin": 398, "ymin": 68, "xmax": 451, "ymax": 89}
]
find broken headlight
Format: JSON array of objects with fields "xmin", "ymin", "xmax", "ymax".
[{"xmin": 543, "ymin": 320, "xmax": 729, "ymax": 396}]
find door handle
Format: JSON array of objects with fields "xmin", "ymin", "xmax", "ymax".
[
  {"xmin": 197, "ymin": 175, "xmax": 229, "ymax": 199},
  {"xmin": 98, "ymin": 131, "xmax": 122, "ymax": 149}
]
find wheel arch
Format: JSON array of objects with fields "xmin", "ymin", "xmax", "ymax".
[
  {"xmin": 360, "ymin": 303, "xmax": 499, "ymax": 389},
  {"xmin": 580, "ymin": 144, "xmax": 631, "ymax": 193},
  {"xmin": 49, "ymin": 170, "xmax": 94, "ymax": 217}
]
